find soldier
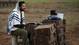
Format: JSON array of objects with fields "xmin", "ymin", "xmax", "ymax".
[
  {"xmin": 48, "ymin": 10, "xmax": 64, "ymax": 20},
  {"xmin": 7, "ymin": 1, "xmax": 29, "ymax": 45}
]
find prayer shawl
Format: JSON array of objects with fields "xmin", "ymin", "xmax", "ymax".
[{"xmin": 7, "ymin": 2, "xmax": 25, "ymax": 33}]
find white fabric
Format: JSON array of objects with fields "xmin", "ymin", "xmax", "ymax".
[
  {"xmin": 7, "ymin": 2, "xmax": 25, "ymax": 33},
  {"xmin": 57, "ymin": 13, "xmax": 64, "ymax": 20}
]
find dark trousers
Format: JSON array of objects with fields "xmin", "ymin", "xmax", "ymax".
[{"xmin": 11, "ymin": 28, "xmax": 29, "ymax": 45}]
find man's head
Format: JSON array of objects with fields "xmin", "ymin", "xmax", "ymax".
[
  {"xmin": 50, "ymin": 10, "xmax": 57, "ymax": 15},
  {"xmin": 19, "ymin": 1, "xmax": 27, "ymax": 11}
]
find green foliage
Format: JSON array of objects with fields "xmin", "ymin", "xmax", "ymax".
[
  {"xmin": 24, "ymin": 0, "xmax": 49, "ymax": 3},
  {"xmin": 64, "ymin": 0, "xmax": 79, "ymax": 2}
]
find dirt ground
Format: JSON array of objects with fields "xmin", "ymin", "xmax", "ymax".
[
  {"xmin": 0, "ymin": 2, "xmax": 79, "ymax": 45},
  {"xmin": 0, "ymin": 12, "xmax": 79, "ymax": 45}
]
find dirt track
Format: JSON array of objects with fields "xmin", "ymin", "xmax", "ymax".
[{"xmin": 0, "ymin": 32, "xmax": 11, "ymax": 45}]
